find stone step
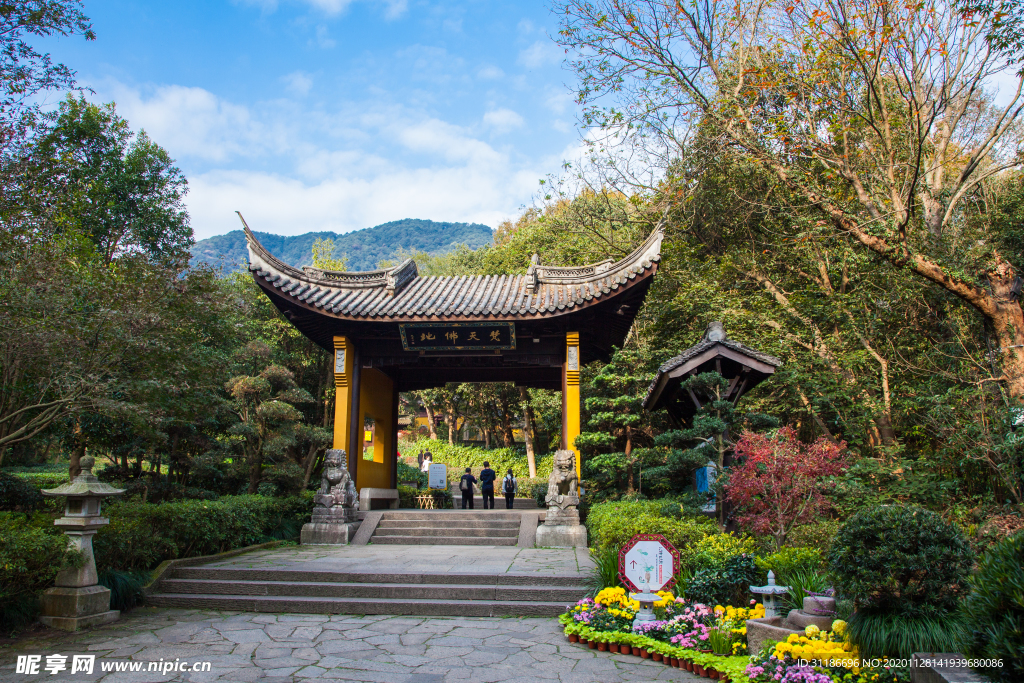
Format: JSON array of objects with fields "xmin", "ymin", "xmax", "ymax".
[
  {"xmin": 372, "ymin": 528, "xmax": 520, "ymax": 536},
  {"xmin": 159, "ymin": 579, "xmax": 586, "ymax": 602},
  {"xmin": 170, "ymin": 567, "xmax": 587, "ymax": 587},
  {"xmin": 371, "ymin": 535, "xmax": 518, "ymax": 546},
  {"xmin": 146, "ymin": 593, "xmax": 571, "ymax": 617},
  {"xmin": 375, "ymin": 519, "xmax": 521, "ymax": 530},
  {"xmin": 378, "ymin": 512, "xmax": 522, "ymax": 521},
  {"xmin": 453, "ymin": 498, "xmax": 539, "ymax": 509}
]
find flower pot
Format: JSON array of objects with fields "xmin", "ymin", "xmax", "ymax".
[
  {"xmin": 597, "ymin": 642, "xmax": 607, "ymax": 652},
  {"xmin": 670, "ymin": 657, "xmax": 679, "ymax": 667},
  {"xmin": 606, "ymin": 643, "xmax": 617, "ymax": 653},
  {"xmin": 639, "ymin": 649, "xmax": 650, "ymax": 659},
  {"xmin": 568, "ymin": 634, "xmax": 578, "ymax": 643},
  {"xmin": 579, "ymin": 638, "xmax": 587, "ymax": 645},
  {"xmin": 708, "ymin": 669, "xmax": 719, "ymax": 680},
  {"xmin": 652, "ymin": 653, "xmax": 662, "ymax": 662},
  {"xmin": 631, "ymin": 647, "xmax": 641, "ymax": 656},
  {"xmin": 588, "ymin": 640, "xmax": 597, "ymax": 649},
  {"xmin": 685, "ymin": 660, "xmax": 693, "ymax": 672},
  {"xmin": 695, "ymin": 665, "xmax": 705, "ymax": 676}
]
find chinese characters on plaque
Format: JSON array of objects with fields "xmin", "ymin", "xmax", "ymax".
[{"xmin": 400, "ymin": 323, "xmax": 516, "ymax": 351}]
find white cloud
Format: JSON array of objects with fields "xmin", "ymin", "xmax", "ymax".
[
  {"xmin": 282, "ymin": 71, "xmax": 314, "ymax": 96},
  {"xmin": 314, "ymin": 24, "xmax": 336, "ymax": 48},
  {"xmin": 382, "ymin": 0, "xmax": 408, "ymax": 20},
  {"xmin": 477, "ymin": 65, "xmax": 504, "ymax": 80},
  {"xmin": 483, "ymin": 108, "xmax": 525, "ymax": 133},
  {"xmin": 544, "ymin": 87, "xmax": 574, "ymax": 114},
  {"xmin": 518, "ymin": 40, "xmax": 563, "ymax": 69},
  {"xmin": 103, "ymin": 83, "xmax": 275, "ymax": 162}
]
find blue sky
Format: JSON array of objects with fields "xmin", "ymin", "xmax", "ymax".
[{"xmin": 37, "ymin": 0, "xmax": 583, "ymax": 239}]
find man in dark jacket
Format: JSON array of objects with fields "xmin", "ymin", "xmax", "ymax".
[
  {"xmin": 479, "ymin": 461, "xmax": 496, "ymax": 510},
  {"xmin": 459, "ymin": 467, "xmax": 477, "ymax": 509}
]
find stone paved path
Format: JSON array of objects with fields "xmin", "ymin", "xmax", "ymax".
[
  {"xmin": 0, "ymin": 608, "xmax": 699, "ymax": 683},
  {"xmin": 200, "ymin": 544, "xmax": 593, "ymax": 579}
]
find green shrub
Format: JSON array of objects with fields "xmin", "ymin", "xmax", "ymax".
[
  {"xmin": 586, "ymin": 499, "xmax": 717, "ymax": 556},
  {"xmin": 398, "ymin": 485, "xmax": 419, "ymax": 508},
  {"xmin": 787, "ymin": 519, "xmax": 840, "ymax": 549},
  {"xmin": 93, "ymin": 494, "xmax": 311, "ymax": 572},
  {"xmin": 0, "ymin": 512, "xmax": 83, "ymax": 631},
  {"xmin": 686, "ymin": 532, "xmax": 759, "ymax": 573},
  {"xmin": 98, "ymin": 569, "xmax": 149, "ymax": 612},
  {"xmin": 9, "ymin": 471, "xmax": 69, "ymax": 490},
  {"xmin": 756, "ymin": 546, "xmax": 824, "ymax": 578},
  {"xmin": 846, "ymin": 611, "xmax": 968, "ymax": 659},
  {"xmin": 963, "ymin": 530, "xmax": 1024, "ymax": 682},
  {"xmin": 397, "ymin": 461, "xmax": 427, "ymax": 487},
  {"xmin": 399, "ymin": 439, "xmax": 553, "ymax": 479},
  {"xmin": 684, "ymin": 553, "xmax": 760, "ymax": 607},
  {"xmin": 828, "ymin": 504, "xmax": 974, "ymax": 618},
  {"xmin": 0, "ymin": 471, "xmax": 43, "ymax": 511}
]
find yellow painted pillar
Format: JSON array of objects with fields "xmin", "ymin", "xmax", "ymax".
[
  {"xmin": 565, "ymin": 331, "xmax": 581, "ymax": 476},
  {"xmin": 332, "ymin": 336, "xmax": 354, "ymax": 454}
]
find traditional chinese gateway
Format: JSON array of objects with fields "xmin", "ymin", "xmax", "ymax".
[{"xmin": 243, "ymin": 216, "xmax": 663, "ymax": 494}]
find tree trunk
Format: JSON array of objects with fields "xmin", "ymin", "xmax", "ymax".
[
  {"xmin": 247, "ymin": 447, "xmax": 263, "ymax": 494},
  {"xmin": 624, "ymin": 425, "xmax": 633, "ymax": 492},
  {"xmin": 424, "ymin": 404, "xmax": 438, "ymax": 440},
  {"xmin": 69, "ymin": 418, "xmax": 85, "ymax": 480},
  {"xmin": 302, "ymin": 443, "xmax": 321, "ymax": 490},
  {"xmin": 519, "ymin": 387, "xmax": 538, "ymax": 478}
]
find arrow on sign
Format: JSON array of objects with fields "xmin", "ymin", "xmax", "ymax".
[{"xmin": 630, "ymin": 560, "xmax": 638, "ymax": 568}]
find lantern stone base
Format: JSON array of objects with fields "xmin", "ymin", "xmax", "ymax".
[
  {"xmin": 300, "ymin": 521, "xmax": 360, "ymax": 545},
  {"xmin": 535, "ymin": 522, "xmax": 587, "ymax": 548},
  {"xmin": 39, "ymin": 585, "xmax": 119, "ymax": 632}
]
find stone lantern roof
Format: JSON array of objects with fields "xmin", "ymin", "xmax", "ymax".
[{"xmin": 42, "ymin": 456, "xmax": 125, "ymax": 499}]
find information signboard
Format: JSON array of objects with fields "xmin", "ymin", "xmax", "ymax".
[
  {"xmin": 618, "ymin": 534, "xmax": 680, "ymax": 593},
  {"xmin": 399, "ymin": 322, "xmax": 516, "ymax": 351},
  {"xmin": 428, "ymin": 463, "xmax": 448, "ymax": 490}
]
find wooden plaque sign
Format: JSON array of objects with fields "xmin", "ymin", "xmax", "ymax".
[{"xmin": 400, "ymin": 322, "xmax": 516, "ymax": 351}]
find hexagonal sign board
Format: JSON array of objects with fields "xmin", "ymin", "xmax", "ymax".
[{"xmin": 618, "ymin": 534, "xmax": 680, "ymax": 593}]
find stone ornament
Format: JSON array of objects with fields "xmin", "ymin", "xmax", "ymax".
[
  {"xmin": 545, "ymin": 449, "xmax": 579, "ymax": 511},
  {"xmin": 536, "ymin": 450, "xmax": 587, "ymax": 548},
  {"xmin": 39, "ymin": 454, "xmax": 125, "ymax": 631},
  {"xmin": 313, "ymin": 449, "xmax": 358, "ymax": 524}
]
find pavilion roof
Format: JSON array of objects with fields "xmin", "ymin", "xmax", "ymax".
[{"xmin": 244, "ymin": 220, "xmax": 663, "ymax": 322}]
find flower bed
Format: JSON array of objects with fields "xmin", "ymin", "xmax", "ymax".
[
  {"xmin": 559, "ymin": 592, "xmax": 908, "ymax": 683},
  {"xmin": 560, "ymin": 589, "xmax": 764, "ymax": 681}
]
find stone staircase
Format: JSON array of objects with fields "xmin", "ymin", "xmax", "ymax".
[
  {"xmin": 146, "ymin": 564, "xmax": 586, "ymax": 617},
  {"xmin": 370, "ymin": 510, "xmax": 521, "ymax": 545}
]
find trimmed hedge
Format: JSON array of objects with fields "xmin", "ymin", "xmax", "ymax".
[
  {"xmin": 964, "ymin": 530, "xmax": 1024, "ymax": 682},
  {"xmin": 399, "ymin": 439, "xmax": 553, "ymax": 479},
  {"xmin": 586, "ymin": 499, "xmax": 717, "ymax": 563},
  {"xmin": 93, "ymin": 493, "xmax": 312, "ymax": 572}
]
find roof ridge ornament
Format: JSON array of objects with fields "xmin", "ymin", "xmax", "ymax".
[{"xmin": 526, "ymin": 254, "xmax": 540, "ymax": 292}]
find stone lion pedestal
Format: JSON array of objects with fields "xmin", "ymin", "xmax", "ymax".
[
  {"xmin": 535, "ymin": 450, "xmax": 588, "ymax": 548},
  {"xmin": 301, "ymin": 450, "xmax": 361, "ymax": 545}
]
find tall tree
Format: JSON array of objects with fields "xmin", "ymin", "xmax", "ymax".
[{"xmin": 557, "ymin": 0, "xmax": 1024, "ymax": 400}]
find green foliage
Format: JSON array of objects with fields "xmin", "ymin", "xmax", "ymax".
[
  {"xmin": 399, "ymin": 439, "xmax": 552, "ymax": 480},
  {"xmin": 0, "ymin": 471, "xmax": 43, "ymax": 510},
  {"xmin": 586, "ymin": 498, "xmax": 717, "ymax": 555},
  {"xmin": 98, "ymin": 569, "xmax": 149, "ymax": 612},
  {"xmin": 963, "ymin": 530, "xmax": 1024, "ymax": 682},
  {"xmin": 0, "ymin": 512, "xmax": 83, "ymax": 629},
  {"xmin": 756, "ymin": 547, "xmax": 824, "ymax": 577},
  {"xmin": 846, "ymin": 611, "xmax": 969, "ymax": 659},
  {"xmin": 92, "ymin": 495, "xmax": 310, "ymax": 571},
  {"xmin": 683, "ymin": 553, "xmax": 760, "ymax": 607},
  {"xmin": 587, "ymin": 546, "xmax": 622, "ymax": 596},
  {"xmin": 397, "ymin": 460, "xmax": 427, "ymax": 487},
  {"xmin": 828, "ymin": 505, "xmax": 974, "ymax": 618}
]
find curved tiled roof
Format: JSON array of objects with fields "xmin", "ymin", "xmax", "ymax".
[{"xmin": 243, "ymin": 215, "xmax": 663, "ymax": 322}]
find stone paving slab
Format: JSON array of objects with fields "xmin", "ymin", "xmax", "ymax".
[
  {"xmin": 194, "ymin": 544, "xmax": 593, "ymax": 579},
  {"xmin": 0, "ymin": 609, "xmax": 700, "ymax": 683}
]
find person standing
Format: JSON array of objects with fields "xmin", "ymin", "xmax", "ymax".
[
  {"xmin": 459, "ymin": 467, "xmax": 477, "ymax": 509},
  {"xmin": 479, "ymin": 461, "xmax": 496, "ymax": 510},
  {"xmin": 502, "ymin": 468, "xmax": 517, "ymax": 509}
]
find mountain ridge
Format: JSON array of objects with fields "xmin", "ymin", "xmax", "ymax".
[{"xmin": 190, "ymin": 218, "xmax": 493, "ymax": 273}]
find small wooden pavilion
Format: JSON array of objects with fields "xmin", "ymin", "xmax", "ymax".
[{"xmin": 243, "ymin": 218, "xmax": 664, "ymax": 493}]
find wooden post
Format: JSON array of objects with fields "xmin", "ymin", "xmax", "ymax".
[
  {"xmin": 390, "ymin": 381, "xmax": 399, "ymax": 490},
  {"xmin": 347, "ymin": 345, "xmax": 362, "ymax": 483},
  {"xmin": 565, "ymin": 331, "xmax": 581, "ymax": 476},
  {"xmin": 332, "ymin": 336, "xmax": 353, "ymax": 460}
]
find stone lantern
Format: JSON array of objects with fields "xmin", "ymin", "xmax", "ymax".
[
  {"xmin": 750, "ymin": 571, "xmax": 791, "ymax": 618},
  {"xmin": 39, "ymin": 455, "xmax": 124, "ymax": 631}
]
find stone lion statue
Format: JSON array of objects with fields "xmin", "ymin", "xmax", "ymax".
[
  {"xmin": 545, "ymin": 449, "xmax": 579, "ymax": 510},
  {"xmin": 315, "ymin": 449, "xmax": 357, "ymax": 513}
]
